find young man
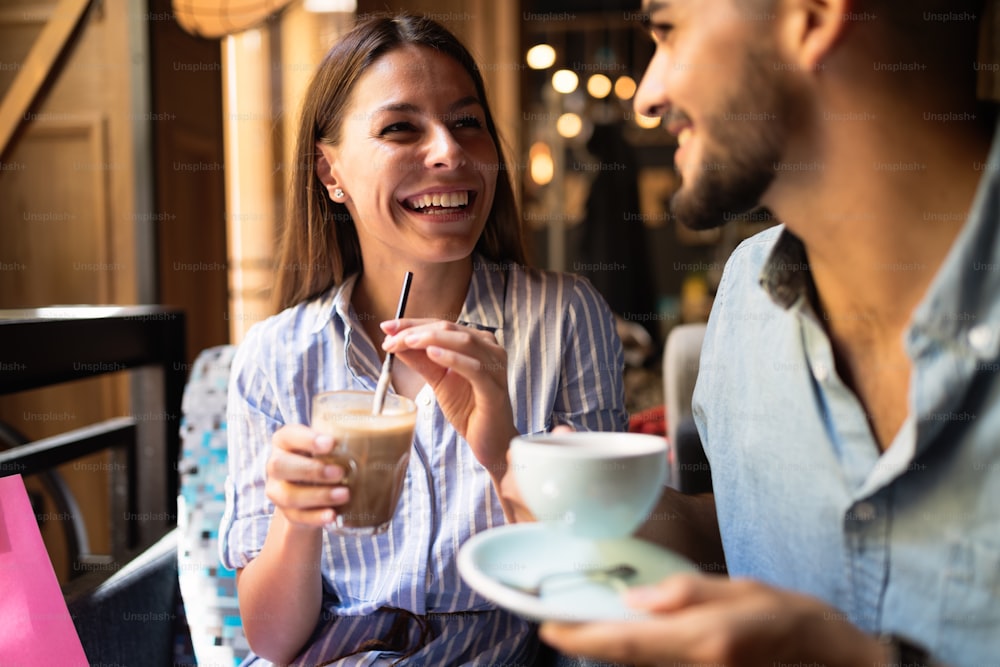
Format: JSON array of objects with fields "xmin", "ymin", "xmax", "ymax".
[{"xmin": 533, "ymin": 0, "xmax": 998, "ymax": 665}]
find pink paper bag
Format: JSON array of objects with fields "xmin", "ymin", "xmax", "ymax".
[{"xmin": 0, "ymin": 474, "xmax": 89, "ymax": 666}]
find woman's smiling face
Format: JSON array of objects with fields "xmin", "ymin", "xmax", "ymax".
[{"xmin": 316, "ymin": 44, "xmax": 499, "ymax": 269}]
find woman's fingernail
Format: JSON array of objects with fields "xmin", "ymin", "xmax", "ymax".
[
  {"xmin": 323, "ymin": 465, "xmax": 340, "ymax": 479},
  {"xmin": 315, "ymin": 435, "xmax": 334, "ymax": 452},
  {"xmin": 380, "ymin": 320, "xmax": 397, "ymax": 332},
  {"xmin": 330, "ymin": 487, "xmax": 349, "ymax": 503}
]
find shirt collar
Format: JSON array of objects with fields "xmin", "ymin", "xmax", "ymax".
[
  {"xmin": 758, "ymin": 118, "xmax": 1000, "ymax": 362},
  {"xmin": 758, "ymin": 228, "xmax": 812, "ymax": 311},
  {"xmin": 455, "ymin": 254, "xmax": 508, "ymax": 335},
  {"xmin": 307, "ymin": 273, "xmax": 359, "ymax": 335},
  {"xmin": 305, "ymin": 253, "xmax": 509, "ymax": 335},
  {"xmin": 908, "ymin": 118, "xmax": 1000, "ymax": 361}
]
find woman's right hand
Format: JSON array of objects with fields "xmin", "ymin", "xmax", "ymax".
[{"xmin": 265, "ymin": 424, "xmax": 351, "ymax": 527}]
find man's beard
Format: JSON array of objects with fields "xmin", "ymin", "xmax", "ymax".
[{"xmin": 671, "ymin": 45, "xmax": 797, "ymax": 231}]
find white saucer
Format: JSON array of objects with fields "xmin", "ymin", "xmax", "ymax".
[{"xmin": 458, "ymin": 523, "xmax": 696, "ymax": 623}]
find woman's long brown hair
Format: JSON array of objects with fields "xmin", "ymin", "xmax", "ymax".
[{"xmin": 273, "ymin": 13, "xmax": 527, "ymax": 312}]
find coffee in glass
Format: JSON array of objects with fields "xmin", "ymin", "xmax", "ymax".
[{"xmin": 311, "ymin": 390, "xmax": 417, "ymax": 534}]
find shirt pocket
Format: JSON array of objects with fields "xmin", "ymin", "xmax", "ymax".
[{"xmin": 938, "ymin": 537, "xmax": 1000, "ymax": 664}]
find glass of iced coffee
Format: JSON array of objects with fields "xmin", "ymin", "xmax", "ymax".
[{"xmin": 311, "ymin": 390, "xmax": 418, "ymax": 535}]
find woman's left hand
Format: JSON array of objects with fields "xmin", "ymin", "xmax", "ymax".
[{"xmin": 381, "ymin": 318, "xmax": 518, "ymax": 476}]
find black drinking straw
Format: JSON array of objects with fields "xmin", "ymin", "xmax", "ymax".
[{"xmin": 372, "ymin": 271, "xmax": 413, "ymax": 415}]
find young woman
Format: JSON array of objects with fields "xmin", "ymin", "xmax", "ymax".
[{"xmin": 219, "ymin": 14, "xmax": 628, "ymax": 666}]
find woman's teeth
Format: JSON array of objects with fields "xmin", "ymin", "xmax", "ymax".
[
  {"xmin": 677, "ymin": 127, "xmax": 693, "ymax": 148},
  {"xmin": 406, "ymin": 191, "xmax": 470, "ymax": 210}
]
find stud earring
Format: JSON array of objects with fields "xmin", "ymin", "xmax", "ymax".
[{"xmin": 333, "ymin": 187, "xmax": 345, "ymax": 200}]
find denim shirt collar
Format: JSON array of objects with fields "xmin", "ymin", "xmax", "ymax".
[
  {"xmin": 907, "ymin": 120, "xmax": 1000, "ymax": 363},
  {"xmin": 758, "ymin": 119, "xmax": 1000, "ymax": 363},
  {"xmin": 758, "ymin": 228, "xmax": 811, "ymax": 312}
]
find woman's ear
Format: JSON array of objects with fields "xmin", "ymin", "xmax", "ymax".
[{"xmin": 315, "ymin": 142, "xmax": 345, "ymax": 201}]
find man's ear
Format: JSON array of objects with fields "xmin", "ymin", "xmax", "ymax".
[
  {"xmin": 315, "ymin": 142, "xmax": 343, "ymax": 198},
  {"xmin": 777, "ymin": 0, "xmax": 853, "ymax": 72}
]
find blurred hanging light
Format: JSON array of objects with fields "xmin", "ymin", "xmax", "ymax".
[
  {"xmin": 614, "ymin": 75, "xmax": 637, "ymax": 100},
  {"xmin": 303, "ymin": 0, "xmax": 356, "ymax": 11},
  {"xmin": 173, "ymin": 0, "xmax": 294, "ymax": 37},
  {"xmin": 551, "ymin": 69, "xmax": 579, "ymax": 94},
  {"xmin": 556, "ymin": 113, "xmax": 583, "ymax": 138},
  {"xmin": 635, "ymin": 112, "xmax": 661, "ymax": 129},
  {"xmin": 586, "ymin": 74, "xmax": 612, "ymax": 99},
  {"xmin": 529, "ymin": 142, "xmax": 554, "ymax": 185},
  {"xmin": 526, "ymin": 44, "xmax": 557, "ymax": 70}
]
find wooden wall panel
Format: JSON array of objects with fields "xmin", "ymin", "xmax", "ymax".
[
  {"xmin": 0, "ymin": 116, "xmax": 113, "ymax": 305},
  {"xmin": 0, "ymin": 0, "xmax": 151, "ymax": 582}
]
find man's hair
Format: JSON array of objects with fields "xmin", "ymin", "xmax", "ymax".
[
  {"xmin": 865, "ymin": 0, "xmax": 986, "ymax": 15},
  {"xmin": 748, "ymin": 0, "xmax": 986, "ymax": 14},
  {"xmin": 860, "ymin": 0, "xmax": 986, "ymax": 73},
  {"xmin": 740, "ymin": 0, "xmax": 986, "ymax": 74}
]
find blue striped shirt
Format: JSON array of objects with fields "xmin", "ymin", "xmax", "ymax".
[{"xmin": 220, "ymin": 255, "xmax": 628, "ymax": 666}]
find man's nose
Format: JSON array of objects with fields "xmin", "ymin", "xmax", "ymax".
[{"xmin": 633, "ymin": 49, "xmax": 672, "ymax": 119}]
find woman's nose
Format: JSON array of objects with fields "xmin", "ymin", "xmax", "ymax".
[{"xmin": 424, "ymin": 124, "xmax": 466, "ymax": 169}]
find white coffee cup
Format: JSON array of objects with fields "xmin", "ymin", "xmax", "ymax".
[{"xmin": 510, "ymin": 432, "xmax": 668, "ymax": 540}]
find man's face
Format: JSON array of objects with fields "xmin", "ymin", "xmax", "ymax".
[{"xmin": 635, "ymin": 0, "xmax": 801, "ymax": 230}]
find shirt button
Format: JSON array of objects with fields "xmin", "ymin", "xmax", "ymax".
[
  {"xmin": 852, "ymin": 502, "xmax": 876, "ymax": 522},
  {"xmin": 812, "ymin": 361, "xmax": 830, "ymax": 382},
  {"xmin": 968, "ymin": 325, "xmax": 994, "ymax": 354},
  {"xmin": 420, "ymin": 394, "xmax": 433, "ymax": 407}
]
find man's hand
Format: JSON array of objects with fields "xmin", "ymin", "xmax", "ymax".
[{"xmin": 540, "ymin": 574, "xmax": 892, "ymax": 667}]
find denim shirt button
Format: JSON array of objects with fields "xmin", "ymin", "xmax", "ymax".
[{"xmin": 968, "ymin": 324, "xmax": 995, "ymax": 354}]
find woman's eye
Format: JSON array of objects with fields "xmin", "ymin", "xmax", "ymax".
[
  {"xmin": 380, "ymin": 122, "xmax": 416, "ymax": 136},
  {"xmin": 454, "ymin": 116, "xmax": 483, "ymax": 129}
]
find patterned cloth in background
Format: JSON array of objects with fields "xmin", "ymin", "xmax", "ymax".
[{"xmin": 178, "ymin": 345, "xmax": 248, "ymax": 667}]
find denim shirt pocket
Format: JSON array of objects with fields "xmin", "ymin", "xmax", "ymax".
[{"xmin": 938, "ymin": 537, "xmax": 1000, "ymax": 663}]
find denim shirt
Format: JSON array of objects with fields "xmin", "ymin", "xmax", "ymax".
[{"xmin": 693, "ymin": 123, "xmax": 1000, "ymax": 667}]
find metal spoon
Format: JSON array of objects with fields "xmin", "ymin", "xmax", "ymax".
[{"xmin": 502, "ymin": 564, "xmax": 638, "ymax": 597}]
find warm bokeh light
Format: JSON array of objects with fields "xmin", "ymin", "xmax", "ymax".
[
  {"xmin": 551, "ymin": 69, "xmax": 579, "ymax": 94},
  {"xmin": 614, "ymin": 75, "xmax": 637, "ymax": 100},
  {"xmin": 303, "ymin": 0, "xmax": 357, "ymax": 11},
  {"xmin": 529, "ymin": 142, "xmax": 554, "ymax": 185},
  {"xmin": 635, "ymin": 112, "xmax": 661, "ymax": 129},
  {"xmin": 556, "ymin": 113, "xmax": 583, "ymax": 138},
  {"xmin": 526, "ymin": 44, "xmax": 557, "ymax": 70},
  {"xmin": 586, "ymin": 74, "xmax": 612, "ymax": 99}
]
